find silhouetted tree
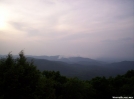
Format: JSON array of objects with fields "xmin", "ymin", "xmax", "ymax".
[
  {"xmin": 0, "ymin": 51, "xmax": 41, "ymax": 99},
  {"xmin": 0, "ymin": 51, "xmax": 134, "ymax": 99}
]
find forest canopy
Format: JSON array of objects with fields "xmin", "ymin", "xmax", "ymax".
[{"xmin": 0, "ymin": 51, "xmax": 134, "ymax": 99}]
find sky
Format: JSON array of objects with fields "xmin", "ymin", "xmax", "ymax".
[{"xmin": 0, "ymin": 0, "xmax": 134, "ymax": 60}]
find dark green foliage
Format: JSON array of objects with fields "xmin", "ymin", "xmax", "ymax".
[
  {"xmin": 0, "ymin": 51, "xmax": 41, "ymax": 99},
  {"xmin": 112, "ymin": 70, "xmax": 134, "ymax": 96},
  {"xmin": 0, "ymin": 51, "xmax": 134, "ymax": 99},
  {"xmin": 62, "ymin": 77, "xmax": 95, "ymax": 99}
]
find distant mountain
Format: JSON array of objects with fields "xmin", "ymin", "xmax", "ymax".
[
  {"xmin": 27, "ymin": 57, "xmax": 134, "ymax": 80},
  {"xmin": 26, "ymin": 55, "xmax": 106, "ymax": 66},
  {"xmin": 0, "ymin": 55, "xmax": 19, "ymax": 59},
  {"xmin": 106, "ymin": 61, "xmax": 134, "ymax": 73},
  {"xmin": 1, "ymin": 55, "xmax": 134, "ymax": 80},
  {"xmin": 26, "ymin": 55, "xmax": 60, "ymax": 61},
  {"xmin": 96, "ymin": 57, "xmax": 134, "ymax": 63}
]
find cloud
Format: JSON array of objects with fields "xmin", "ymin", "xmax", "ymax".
[
  {"xmin": 0, "ymin": 0, "xmax": 134, "ymax": 60},
  {"xmin": 9, "ymin": 22, "xmax": 26, "ymax": 31},
  {"xmin": 102, "ymin": 37, "xmax": 133, "ymax": 43}
]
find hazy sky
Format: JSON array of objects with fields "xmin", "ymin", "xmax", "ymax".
[{"xmin": 0, "ymin": 0, "xmax": 134, "ymax": 60}]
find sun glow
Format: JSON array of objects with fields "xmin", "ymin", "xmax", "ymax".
[
  {"xmin": 0, "ymin": 8, "xmax": 8, "ymax": 29},
  {"xmin": 0, "ymin": 15, "xmax": 5, "ymax": 28}
]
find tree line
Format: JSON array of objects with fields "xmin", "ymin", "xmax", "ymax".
[{"xmin": 0, "ymin": 51, "xmax": 134, "ymax": 99}]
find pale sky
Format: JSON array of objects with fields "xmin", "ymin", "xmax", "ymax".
[{"xmin": 0, "ymin": 0, "xmax": 134, "ymax": 60}]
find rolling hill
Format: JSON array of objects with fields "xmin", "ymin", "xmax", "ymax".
[
  {"xmin": 1, "ymin": 55, "xmax": 134, "ymax": 80},
  {"xmin": 27, "ymin": 57, "xmax": 134, "ymax": 80}
]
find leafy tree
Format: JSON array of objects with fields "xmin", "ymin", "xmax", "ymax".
[
  {"xmin": 0, "ymin": 51, "xmax": 134, "ymax": 99},
  {"xmin": 62, "ymin": 77, "xmax": 95, "ymax": 99},
  {"xmin": 42, "ymin": 70, "xmax": 67, "ymax": 99},
  {"xmin": 0, "ymin": 51, "xmax": 41, "ymax": 99},
  {"xmin": 37, "ymin": 77, "xmax": 56, "ymax": 99}
]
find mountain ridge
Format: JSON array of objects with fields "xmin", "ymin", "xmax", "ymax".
[{"xmin": 0, "ymin": 55, "xmax": 134, "ymax": 80}]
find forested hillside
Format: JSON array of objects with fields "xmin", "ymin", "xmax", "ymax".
[
  {"xmin": 1, "ymin": 55, "xmax": 134, "ymax": 80},
  {"xmin": 26, "ymin": 57, "xmax": 134, "ymax": 80},
  {"xmin": 0, "ymin": 51, "xmax": 134, "ymax": 99}
]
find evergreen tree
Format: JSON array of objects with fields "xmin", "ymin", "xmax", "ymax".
[
  {"xmin": 0, "ymin": 51, "xmax": 41, "ymax": 99},
  {"xmin": 0, "ymin": 51, "xmax": 134, "ymax": 99}
]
